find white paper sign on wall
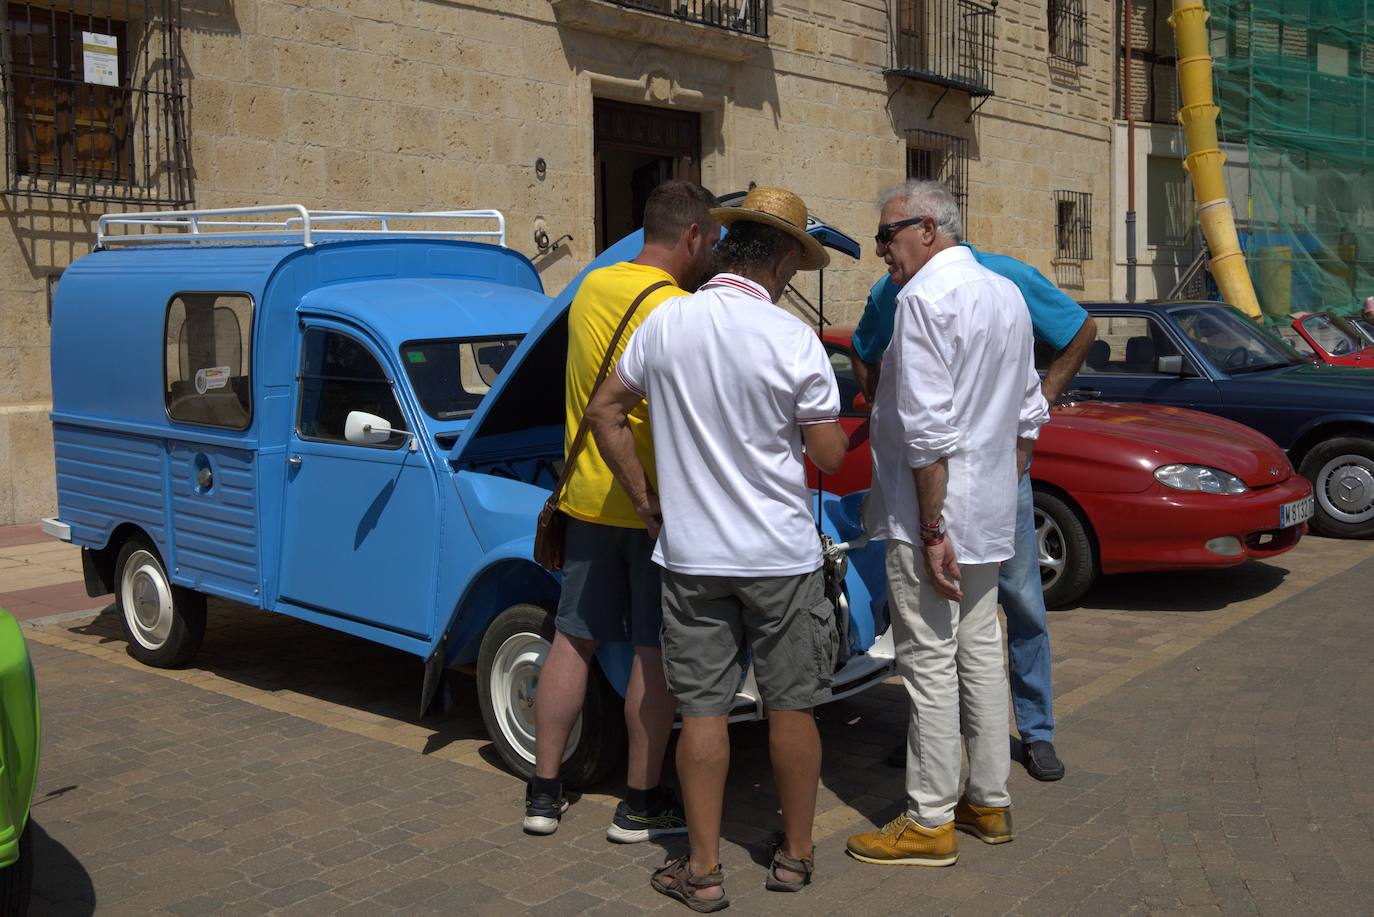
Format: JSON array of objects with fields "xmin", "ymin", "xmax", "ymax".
[{"xmin": 82, "ymin": 32, "xmax": 118, "ymax": 87}]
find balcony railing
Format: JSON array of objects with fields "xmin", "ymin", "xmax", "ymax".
[
  {"xmin": 888, "ymin": 0, "xmax": 998, "ymax": 96},
  {"xmin": 600, "ymin": 0, "xmax": 768, "ymax": 38}
]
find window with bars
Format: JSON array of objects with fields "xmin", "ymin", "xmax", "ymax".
[
  {"xmin": 1, "ymin": 1, "xmax": 191, "ymax": 204},
  {"xmin": 1049, "ymin": 0, "xmax": 1086, "ymax": 65},
  {"xmin": 906, "ymin": 129, "xmax": 969, "ymax": 224},
  {"xmin": 1054, "ymin": 190, "xmax": 1092, "ymax": 260}
]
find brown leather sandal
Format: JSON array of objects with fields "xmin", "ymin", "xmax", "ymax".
[
  {"xmin": 765, "ymin": 831, "xmax": 815, "ymax": 892},
  {"xmin": 650, "ymin": 854, "xmax": 729, "ymax": 912}
]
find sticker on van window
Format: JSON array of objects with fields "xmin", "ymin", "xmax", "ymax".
[{"xmin": 194, "ymin": 366, "xmax": 231, "ymax": 395}]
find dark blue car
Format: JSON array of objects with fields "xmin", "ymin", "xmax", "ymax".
[{"xmin": 1055, "ymin": 301, "xmax": 1374, "ymax": 538}]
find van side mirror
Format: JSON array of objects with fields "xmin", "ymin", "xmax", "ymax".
[
  {"xmin": 852, "ymin": 392, "xmax": 870, "ymax": 413},
  {"xmin": 1157, "ymin": 355, "xmax": 1185, "ymax": 375},
  {"xmin": 345, "ymin": 411, "xmax": 417, "ymax": 451}
]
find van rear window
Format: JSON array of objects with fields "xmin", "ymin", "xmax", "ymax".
[
  {"xmin": 164, "ymin": 293, "xmax": 254, "ymax": 429},
  {"xmin": 401, "ymin": 337, "xmax": 522, "ymax": 420}
]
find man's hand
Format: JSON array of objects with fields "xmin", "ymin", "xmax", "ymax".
[
  {"xmin": 635, "ymin": 489, "xmax": 663, "ymax": 541},
  {"xmin": 1016, "ymin": 436, "xmax": 1035, "ymax": 479},
  {"xmin": 922, "ymin": 538, "xmax": 962, "ymax": 601}
]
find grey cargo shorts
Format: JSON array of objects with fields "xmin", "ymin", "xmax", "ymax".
[{"xmin": 659, "ymin": 567, "xmax": 839, "ymax": 717}]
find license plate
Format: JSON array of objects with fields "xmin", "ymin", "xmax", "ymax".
[{"xmin": 1280, "ymin": 495, "xmax": 1314, "ymax": 528}]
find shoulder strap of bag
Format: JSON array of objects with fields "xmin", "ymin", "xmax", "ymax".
[{"xmin": 547, "ymin": 279, "xmax": 673, "ymax": 507}]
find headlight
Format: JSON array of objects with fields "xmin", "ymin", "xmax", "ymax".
[{"xmin": 1154, "ymin": 464, "xmax": 1249, "ymax": 495}]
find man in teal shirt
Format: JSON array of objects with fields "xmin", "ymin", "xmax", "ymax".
[{"xmin": 852, "ymin": 245, "xmax": 1095, "ymax": 782}]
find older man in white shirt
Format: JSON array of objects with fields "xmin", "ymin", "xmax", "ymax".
[{"xmin": 847, "ymin": 181, "xmax": 1050, "ymax": 868}]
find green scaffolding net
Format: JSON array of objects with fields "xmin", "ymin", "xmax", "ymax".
[{"xmin": 1208, "ymin": 0, "xmax": 1374, "ymax": 320}]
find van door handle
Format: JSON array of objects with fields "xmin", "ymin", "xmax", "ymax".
[{"xmin": 287, "ymin": 454, "xmax": 303, "ymax": 466}]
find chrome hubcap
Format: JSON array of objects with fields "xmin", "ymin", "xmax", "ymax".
[
  {"xmin": 1316, "ymin": 454, "xmax": 1374, "ymax": 524},
  {"xmin": 1034, "ymin": 508, "xmax": 1066, "ymax": 592},
  {"xmin": 120, "ymin": 550, "xmax": 173, "ymax": 649},
  {"xmin": 489, "ymin": 631, "xmax": 581, "ymax": 766}
]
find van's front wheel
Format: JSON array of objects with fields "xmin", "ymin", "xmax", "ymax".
[
  {"xmin": 115, "ymin": 536, "xmax": 206, "ymax": 668},
  {"xmin": 476, "ymin": 603, "xmax": 625, "ymax": 788}
]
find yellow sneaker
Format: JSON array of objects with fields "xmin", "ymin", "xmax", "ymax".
[
  {"xmin": 845, "ymin": 814, "xmax": 958, "ymax": 867},
  {"xmin": 953, "ymin": 797, "xmax": 1013, "ymax": 845}
]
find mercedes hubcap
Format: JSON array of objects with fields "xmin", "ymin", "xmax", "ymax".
[{"xmin": 1316, "ymin": 454, "xmax": 1374, "ymax": 524}]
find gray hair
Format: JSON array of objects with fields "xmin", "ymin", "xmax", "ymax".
[{"xmin": 878, "ymin": 180, "xmax": 963, "ymax": 243}]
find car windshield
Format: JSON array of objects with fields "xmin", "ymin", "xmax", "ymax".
[
  {"xmin": 1341, "ymin": 315, "xmax": 1374, "ymax": 346},
  {"xmin": 1170, "ymin": 304, "xmax": 1301, "ymax": 373},
  {"xmin": 401, "ymin": 336, "xmax": 523, "ymax": 420},
  {"xmin": 1300, "ymin": 314, "xmax": 1365, "ymax": 356}
]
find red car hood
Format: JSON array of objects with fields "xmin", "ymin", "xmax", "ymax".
[{"xmin": 1045, "ymin": 401, "xmax": 1292, "ymax": 488}]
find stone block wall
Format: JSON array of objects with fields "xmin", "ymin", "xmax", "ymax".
[{"xmin": 0, "ymin": 0, "xmax": 1117, "ymax": 523}]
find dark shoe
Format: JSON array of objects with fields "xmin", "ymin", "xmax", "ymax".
[
  {"xmin": 1023, "ymin": 741, "xmax": 1065, "ymax": 781},
  {"xmin": 606, "ymin": 785, "xmax": 689, "ymax": 844},
  {"xmin": 884, "ymin": 741, "xmax": 905, "ymax": 768},
  {"xmin": 523, "ymin": 784, "xmax": 569, "ymax": 835}
]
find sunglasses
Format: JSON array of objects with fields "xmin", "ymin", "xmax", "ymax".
[{"xmin": 875, "ymin": 216, "xmax": 927, "ymax": 245}]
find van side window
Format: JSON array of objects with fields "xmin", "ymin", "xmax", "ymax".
[
  {"xmin": 297, "ymin": 329, "xmax": 409, "ymax": 448},
  {"xmin": 165, "ymin": 294, "xmax": 254, "ymax": 429}
]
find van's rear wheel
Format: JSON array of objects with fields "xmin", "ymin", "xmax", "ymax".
[
  {"xmin": 115, "ymin": 536, "xmax": 206, "ymax": 668},
  {"xmin": 476, "ymin": 603, "xmax": 625, "ymax": 788}
]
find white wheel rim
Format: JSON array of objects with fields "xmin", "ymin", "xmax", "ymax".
[
  {"xmin": 120, "ymin": 550, "xmax": 174, "ymax": 650},
  {"xmin": 489, "ymin": 631, "xmax": 581, "ymax": 767},
  {"xmin": 1316, "ymin": 454, "xmax": 1374, "ymax": 524},
  {"xmin": 1034, "ymin": 508, "xmax": 1067, "ymax": 593}
]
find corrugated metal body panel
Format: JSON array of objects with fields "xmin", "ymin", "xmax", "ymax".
[
  {"xmin": 53, "ymin": 423, "xmax": 167, "ymax": 550},
  {"xmin": 168, "ymin": 444, "xmax": 260, "ymax": 602}
]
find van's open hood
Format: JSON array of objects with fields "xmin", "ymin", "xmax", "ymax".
[{"xmin": 449, "ymin": 211, "xmax": 863, "ymax": 466}]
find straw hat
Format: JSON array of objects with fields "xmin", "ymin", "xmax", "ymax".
[{"xmin": 711, "ymin": 187, "xmax": 829, "ymax": 271}]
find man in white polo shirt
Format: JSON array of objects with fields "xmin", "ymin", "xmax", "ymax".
[{"xmin": 587, "ymin": 188, "xmax": 849, "ymax": 910}]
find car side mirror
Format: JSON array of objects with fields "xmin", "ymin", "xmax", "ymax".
[
  {"xmin": 852, "ymin": 392, "xmax": 870, "ymax": 414},
  {"xmin": 345, "ymin": 410, "xmax": 417, "ymax": 451},
  {"xmin": 1157, "ymin": 355, "xmax": 1185, "ymax": 375}
]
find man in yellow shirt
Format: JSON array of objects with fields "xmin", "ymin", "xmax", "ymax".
[{"xmin": 526, "ymin": 180, "xmax": 719, "ymax": 841}]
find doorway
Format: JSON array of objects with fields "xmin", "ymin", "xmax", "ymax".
[{"xmin": 594, "ymin": 99, "xmax": 702, "ymax": 253}]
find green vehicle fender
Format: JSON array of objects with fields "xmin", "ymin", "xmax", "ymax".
[{"xmin": 0, "ymin": 609, "xmax": 40, "ymax": 868}]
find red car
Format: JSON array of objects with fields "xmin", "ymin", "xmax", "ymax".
[
  {"xmin": 809, "ymin": 330, "xmax": 1312, "ymax": 607},
  {"xmin": 1282, "ymin": 312, "xmax": 1374, "ymax": 366}
]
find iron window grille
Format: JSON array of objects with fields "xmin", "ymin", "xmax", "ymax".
[
  {"xmin": 888, "ymin": 0, "xmax": 999, "ymax": 96},
  {"xmin": 1049, "ymin": 0, "xmax": 1086, "ymax": 65},
  {"xmin": 1055, "ymin": 190, "xmax": 1092, "ymax": 260},
  {"xmin": 906, "ymin": 128, "xmax": 970, "ymax": 225},
  {"xmin": 1, "ymin": 0, "xmax": 191, "ymax": 205},
  {"xmin": 597, "ymin": 0, "xmax": 767, "ymax": 38}
]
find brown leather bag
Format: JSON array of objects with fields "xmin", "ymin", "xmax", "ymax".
[{"xmin": 534, "ymin": 280, "xmax": 672, "ymax": 571}]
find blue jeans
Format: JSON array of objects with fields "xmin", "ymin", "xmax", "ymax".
[{"xmin": 997, "ymin": 474, "xmax": 1054, "ymax": 744}]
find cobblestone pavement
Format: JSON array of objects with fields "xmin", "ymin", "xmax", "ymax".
[{"xmin": 5, "ymin": 526, "xmax": 1373, "ymax": 915}]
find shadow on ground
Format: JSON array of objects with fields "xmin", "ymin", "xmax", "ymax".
[
  {"xmin": 70, "ymin": 599, "xmax": 491, "ymax": 752},
  {"xmin": 1071, "ymin": 559, "xmax": 1291, "ymax": 613},
  {"xmin": 27, "ymin": 818, "xmax": 95, "ymax": 916}
]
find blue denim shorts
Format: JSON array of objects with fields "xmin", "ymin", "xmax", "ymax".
[{"xmin": 554, "ymin": 517, "xmax": 663, "ymax": 646}]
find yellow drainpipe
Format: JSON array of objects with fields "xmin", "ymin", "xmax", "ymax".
[{"xmin": 1168, "ymin": 0, "xmax": 1262, "ymax": 318}]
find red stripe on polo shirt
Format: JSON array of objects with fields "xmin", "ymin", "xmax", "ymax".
[{"xmin": 702, "ymin": 275, "xmax": 771, "ymax": 303}]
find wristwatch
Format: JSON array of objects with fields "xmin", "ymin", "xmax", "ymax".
[{"xmin": 919, "ymin": 516, "xmax": 946, "ymax": 544}]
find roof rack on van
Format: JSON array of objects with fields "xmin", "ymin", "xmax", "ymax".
[{"xmin": 94, "ymin": 205, "xmax": 507, "ymax": 250}]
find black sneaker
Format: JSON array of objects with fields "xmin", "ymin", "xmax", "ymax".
[
  {"xmin": 524, "ymin": 785, "xmax": 569, "ymax": 835},
  {"xmin": 1023, "ymin": 741, "xmax": 1066, "ymax": 782},
  {"xmin": 606, "ymin": 786, "xmax": 689, "ymax": 844}
]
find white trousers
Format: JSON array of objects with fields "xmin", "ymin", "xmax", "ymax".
[{"xmin": 886, "ymin": 540, "xmax": 1011, "ymax": 826}]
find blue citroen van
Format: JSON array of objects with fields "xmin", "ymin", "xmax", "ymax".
[{"xmin": 43, "ymin": 206, "xmax": 893, "ymax": 784}]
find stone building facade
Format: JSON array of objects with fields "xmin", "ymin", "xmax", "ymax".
[{"xmin": 0, "ymin": 0, "xmax": 1116, "ymax": 525}]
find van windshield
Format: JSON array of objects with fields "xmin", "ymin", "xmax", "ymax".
[{"xmin": 400, "ymin": 336, "xmax": 523, "ymax": 420}]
